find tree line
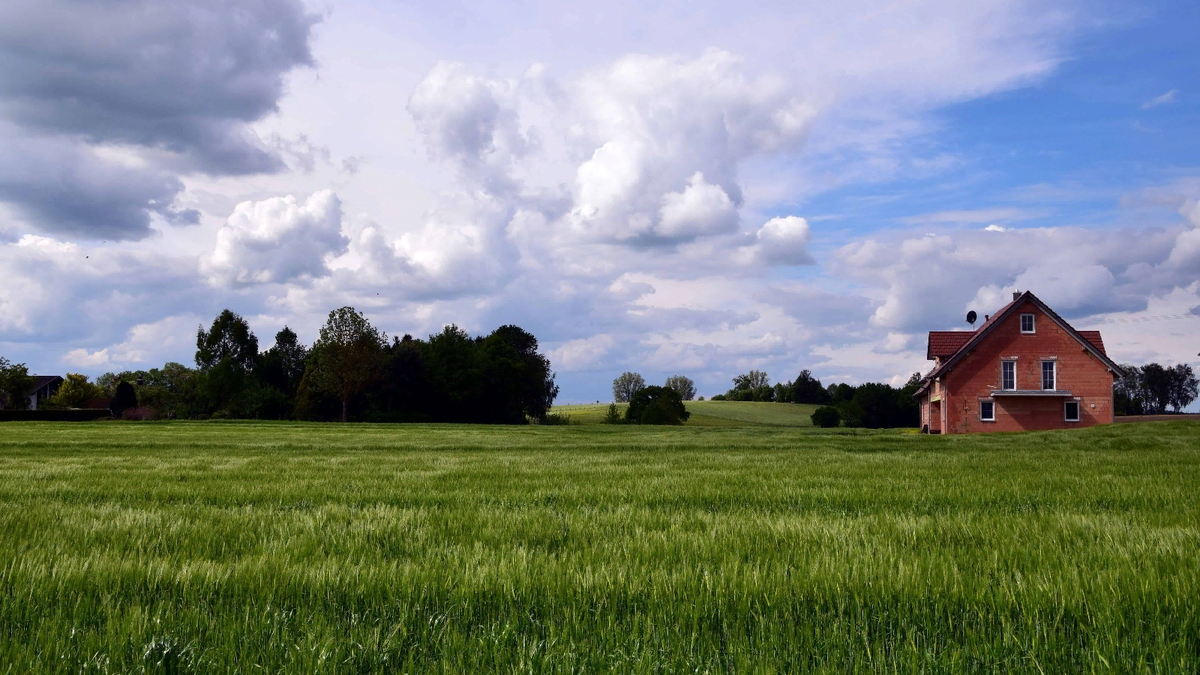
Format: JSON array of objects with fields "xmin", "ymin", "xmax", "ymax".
[
  {"xmin": 610, "ymin": 368, "xmax": 923, "ymax": 428},
  {"xmin": 0, "ymin": 307, "xmax": 560, "ymax": 424},
  {"xmin": 1114, "ymin": 363, "xmax": 1198, "ymax": 415}
]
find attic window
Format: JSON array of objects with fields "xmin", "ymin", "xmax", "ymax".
[{"xmin": 1020, "ymin": 314, "xmax": 1035, "ymax": 333}]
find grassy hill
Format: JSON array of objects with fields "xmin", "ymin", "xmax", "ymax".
[{"xmin": 554, "ymin": 400, "xmax": 821, "ymax": 426}]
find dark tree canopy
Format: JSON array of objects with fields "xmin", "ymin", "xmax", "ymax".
[
  {"xmin": 196, "ymin": 310, "xmax": 259, "ymax": 372},
  {"xmin": 108, "ymin": 381, "xmax": 138, "ymax": 418},
  {"xmin": 0, "ymin": 357, "xmax": 34, "ymax": 410},
  {"xmin": 811, "ymin": 406, "xmax": 840, "ymax": 428},
  {"xmin": 262, "ymin": 326, "xmax": 308, "ymax": 397},
  {"xmin": 625, "ymin": 386, "xmax": 690, "ymax": 425}
]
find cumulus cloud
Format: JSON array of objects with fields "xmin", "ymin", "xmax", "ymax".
[
  {"xmin": 837, "ymin": 223, "xmax": 1196, "ymax": 333},
  {"xmin": 60, "ymin": 314, "xmax": 205, "ymax": 368},
  {"xmin": 0, "ymin": 0, "xmax": 319, "ymax": 239},
  {"xmin": 740, "ymin": 216, "xmax": 814, "ymax": 266},
  {"xmin": 0, "ymin": 234, "xmax": 204, "ymax": 344},
  {"xmin": 203, "ymin": 191, "xmax": 349, "ymax": 287}
]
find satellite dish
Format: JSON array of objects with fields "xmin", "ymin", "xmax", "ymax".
[{"xmin": 966, "ymin": 310, "xmax": 977, "ymax": 328}]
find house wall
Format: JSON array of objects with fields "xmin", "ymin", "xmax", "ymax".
[{"xmin": 940, "ymin": 301, "xmax": 1115, "ymax": 434}]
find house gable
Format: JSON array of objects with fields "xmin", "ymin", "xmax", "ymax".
[{"xmin": 916, "ymin": 291, "xmax": 1120, "ymax": 434}]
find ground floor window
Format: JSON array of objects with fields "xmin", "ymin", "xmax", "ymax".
[
  {"xmin": 1065, "ymin": 400, "xmax": 1080, "ymax": 422},
  {"xmin": 980, "ymin": 400, "xmax": 995, "ymax": 422}
]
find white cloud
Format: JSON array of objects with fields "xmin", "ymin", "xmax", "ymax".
[
  {"xmin": 202, "ymin": 190, "xmax": 348, "ymax": 286},
  {"xmin": 657, "ymin": 173, "xmax": 739, "ymax": 240},
  {"xmin": 1141, "ymin": 89, "xmax": 1178, "ymax": 110},
  {"xmin": 547, "ymin": 334, "xmax": 616, "ymax": 371},
  {"xmin": 59, "ymin": 314, "xmax": 204, "ymax": 369},
  {"xmin": 740, "ymin": 216, "xmax": 814, "ymax": 266}
]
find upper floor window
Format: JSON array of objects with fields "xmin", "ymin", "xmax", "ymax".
[
  {"xmin": 1020, "ymin": 313, "xmax": 1035, "ymax": 333},
  {"xmin": 1002, "ymin": 360, "xmax": 1016, "ymax": 390},
  {"xmin": 1041, "ymin": 360, "xmax": 1056, "ymax": 390}
]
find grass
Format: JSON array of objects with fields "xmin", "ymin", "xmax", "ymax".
[
  {"xmin": 0, "ymin": 420, "xmax": 1198, "ymax": 672},
  {"xmin": 555, "ymin": 400, "xmax": 821, "ymax": 426}
]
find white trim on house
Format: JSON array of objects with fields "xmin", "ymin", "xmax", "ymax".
[
  {"xmin": 1064, "ymin": 399, "xmax": 1081, "ymax": 422},
  {"xmin": 1001, "ymin": 359, "xmax": 1017, "ymax": 390},
  {"xmin": 1020, "ymin": 313, "xmax": 1036, "ymax": 333},
  {"xmin": 1041, "ymin": 360, "xmax": 1056, "ymax": 391},
  {"xmin": 980, "ymin": 399, "xmax": 996, "ymax": 422}
]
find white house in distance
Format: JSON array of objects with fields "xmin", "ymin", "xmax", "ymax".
[{"xmin": 26, "ymin": 376, "xmax": 63, "ymax": 411}]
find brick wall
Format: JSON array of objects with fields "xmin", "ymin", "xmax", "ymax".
[{"xmin": 937, "ymin": 301, "xmax": 1115, "ymax": 434}]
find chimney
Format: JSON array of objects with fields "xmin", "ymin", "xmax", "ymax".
[{"xmin": 1012, "ymin": 290, "xmax": 1021, "ymax": 300}]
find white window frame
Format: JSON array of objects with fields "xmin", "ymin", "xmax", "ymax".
[
  {"xmin": 1064, "ymin": 400, "xmax": 1080, "ymax": 423},
  {"xmin": 980, "ymin": 399, "xmax": 996, "ymax": 422},
  {"xmin": 1001, "ymin": 359, "xmax": 1017, "ymax": 390},
  {"xmin": 1020, "ymin": 313, "xmax": 1036, "ymax": 334},
  {"xmin": 1041, "ymin": 360, "xmax": 1056, "ymax": 391}
]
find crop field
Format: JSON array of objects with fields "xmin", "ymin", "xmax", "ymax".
[
  {"xmin": 1, "ymin": 421, "xmax": 1199, "ymax": 673},
  {"xmin": 555, "ymin": 400, "xmax": 821, "ymax": 426}
]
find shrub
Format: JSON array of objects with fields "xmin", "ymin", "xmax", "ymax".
[
  {"xmin": 121, "ymin": 406, "xmax": 159, "ymax": 421},
  {"xmin": 710, "ymin": 394, "xmax": 726, "ymax": 401},
  {"xmin": 602, "ymin": 403, "xmax": 624, "ymax": 424},
  {"xmin": 625, "ymin": 386, "xmax": 690, "ymax": 425},
  {"xmin": 108, "ymin": 381, "xmax": 138, "ymax": 419},
  {"xmin": 811, "ymin": 406, "xmax": 841, "ymax": 428},
  {"xmin": 540, "ymin": 413, "xmax": 572, "ymax": 425}
]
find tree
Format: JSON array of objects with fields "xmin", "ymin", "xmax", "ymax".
[
  {"xmin": 791, "ymin": 370, "xmax": 831, "ymax": 404},
  {"xmin": 811, "ymin": 406, "xmax": 840, "ymax": 428},
  {"xmin": 729, "ymin": 370, "xmax": 772, "ymax": 401},
  {"xmin": 196, "ymin": 310, "xmax": 260, "ymax": 372},
  {"xmin": 48, "ymin": 373, "xmax": 105, "ymax": 408},
  {"xmin": 1141, "ymin": 363, "xmax": 1172, "ymax": 414},
  {"xmin": 625, "ymin": 386, "xmax": 690, "ymax": 425},
  {"xmin": 612, "ymin": 372, "xmax": 645, "ymax": 403},
  {"xmin": 1114, "ymin": 364, "xmax": 1145, "ymax": 416},
  {"xmin": 602, "ymin": 403, "xmax": 624, "ymax": 424},
  {"xmin": 732, "ymin": 370, "xmax": 769, "ymax": 391},
  {"xmin": 1167, "ymin": 364, "xmax": 1198, "ymax": 413},
  {"xmin": 108, "ymin": 381, "xmax": 138, "ymax": 418},
  {"xmin": 0, "ymin": 357, "xmax": 34, "ymax": 410},
  {"xmin": 483, "ymin": 325, "xmax": 559, "ymax": 422},
  {"xmin": 310, "ymin": 307, "xmax": 388, "ymax": 422},
  {"xmin": 664, "ymin": 375, "xmax": 696, "ymax": 401},
  {"xmin": 262, "ymin": 326, "xmax": 308, "ymax": 398}
]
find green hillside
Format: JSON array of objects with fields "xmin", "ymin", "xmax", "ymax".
[{"xmin": 554, "ymin": 400, "xmax": 820, "ymax": 426}]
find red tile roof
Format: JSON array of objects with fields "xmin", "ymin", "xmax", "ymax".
[
  {"xmin": 1078, "ymin": 331, "xmax": 1106, "ymax": 356},
  {"xmin": 927, "ymin": 331, "xmax": 974, "ymax": 360}
]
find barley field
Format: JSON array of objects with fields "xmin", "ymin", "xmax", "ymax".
[
  {"xmin": 1, "ymin": 421, "xmax": 1198, "ymax": 673},
  {"xmin": 555, "ymin": 400, "xmax": 821, "ymax": 426}
]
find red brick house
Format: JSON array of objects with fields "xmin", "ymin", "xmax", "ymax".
[{"xmin": 914, "ymin": 291, "xmax": 1124, "ymax": 434}]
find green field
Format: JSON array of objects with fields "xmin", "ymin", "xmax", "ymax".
[
  {"xmin": 1, "ymin": 421, "xmax": 1199, "ymax": 672},
  {"xmin": 556, "ymin": 400, "xmax": 821, "ymax": 426}
]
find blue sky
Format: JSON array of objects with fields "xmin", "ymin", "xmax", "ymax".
[{"xmin": 0, "ymin": 0, "xmax": 1197, "ymax": 407}]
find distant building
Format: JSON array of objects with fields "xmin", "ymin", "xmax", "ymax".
[
  {"xmin": 914, "ymin": 291, "xmax": 1123, "ymax": 434},
  {"xmin": 26, "ymin": 376, "xmax": 64, "ymax": 411}
]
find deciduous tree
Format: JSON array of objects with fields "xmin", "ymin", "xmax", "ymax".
[
  {"xmin": 664, "ymin": 375, "xmax": 696, "ymax": 401},
  {"xmin": 48, "ymin": 373, "xmax": 104, "ymax": 408},
  {"xmin": 612, "ymin": 372, "xmax": 645, "ymax": 403},
  {"xmin": 310, "ymin": 307, "xmax": 387, "ymax": 422}
]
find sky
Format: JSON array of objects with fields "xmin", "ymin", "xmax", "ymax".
[{"xmin": 1, "ymin": 0, "xmax": 1198, "ymax": 405}]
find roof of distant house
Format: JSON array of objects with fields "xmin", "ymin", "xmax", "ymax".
[{"xmin": 29, "ymin": 375, "xmax": 62, "ymax": 392}]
